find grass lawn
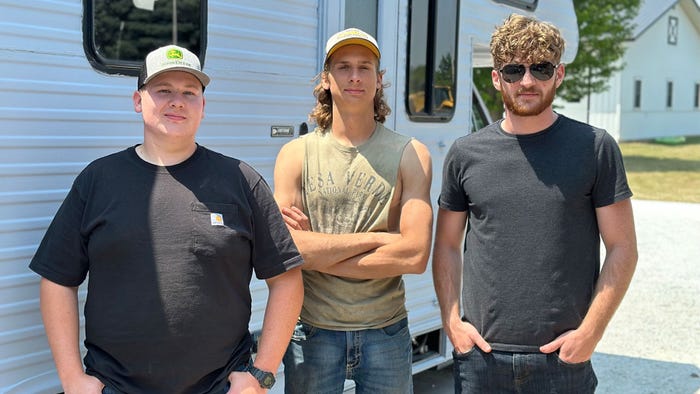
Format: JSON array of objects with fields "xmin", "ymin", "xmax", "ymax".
[{"xmin": 619, "ymin": 136, "xmax": 700, "ymax": 203}]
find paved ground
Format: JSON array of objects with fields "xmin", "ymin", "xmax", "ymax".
[{"xmin": 413, "ymin": 199, "xmax": 700, "ymax": 393}]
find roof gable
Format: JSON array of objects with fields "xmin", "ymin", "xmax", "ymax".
[{"xmin": 632, "ymin": 0, "xmax": 700, "ymax": 39}]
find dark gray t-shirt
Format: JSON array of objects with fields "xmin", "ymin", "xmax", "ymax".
[
  {"xmin": 30, "ymin": 145, "xmax": 303, "ymax": 393},
  {"xmin": 439, "ymin": 115, "xmax": 632, "ymax": 352}
]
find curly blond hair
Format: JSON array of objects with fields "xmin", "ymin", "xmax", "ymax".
[
  {"xmin": 308, "ymin": 67, "xmax": 391, "ymax": 131},
  {"xmin": 490, "ymin": 14, "xmax": 565, "ymax": 70}
]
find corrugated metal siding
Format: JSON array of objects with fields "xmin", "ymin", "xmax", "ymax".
[
  {"xmin": 205, "ymin": 0, "xmax": 319, "ymax": 333},
  {"xmin": 204, "ymin": 1, "xmax": 319, "ymax": 180},
  {"xmin": 1, "ymin": 0, "xmax": 126, "ymax": 391}
]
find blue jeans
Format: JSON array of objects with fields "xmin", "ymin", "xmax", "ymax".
[
  {"xmin": 283, "ymin": 318, "xmax": 413, "ymax": 394},
  {"xmin": 452, "ymin": 347, "xmax": 597, "ymax": 393}
]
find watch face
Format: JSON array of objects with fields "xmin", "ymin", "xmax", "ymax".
[
  {"xmin": 249, "ymin": 365, "xmax": 276, "ymax": 389},
  {"xmin": 261, "ymin": 374, "xmax": 275, "ymax": 388}
]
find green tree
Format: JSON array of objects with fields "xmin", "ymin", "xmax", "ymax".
[
  {"xmin": 435, "ymin": 53, "xmax": 454, "ymax": 87},
  {"xmin": 94, "ymin": 0, "xmax": 202, "ymax": 61},
  {"xmin": 474, "ymin": 0, "xmax": 641, "ymax": 119},
  {"xmin": 560, "ymin": 0, "xmax": 641, "ymax": 102}
]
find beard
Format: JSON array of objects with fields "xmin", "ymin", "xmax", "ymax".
[{"xmin": 501, "ymin": 83, "xmax": 556, "ymax": 117}]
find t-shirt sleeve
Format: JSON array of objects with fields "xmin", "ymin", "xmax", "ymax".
[
  {"xmin": 248, "ymin": 175, "xmax": 303, "ymax": 280},
  {"xmin": 592, "ymin": 131, "xmax": 633, "ymax": 208},
  {"xmin": 29, "ymin": 180, "xmax": 90, "ymax": 287},
  {"xmin": 438, "ymin": 140, "xmax": 469, "ymax": 212}
]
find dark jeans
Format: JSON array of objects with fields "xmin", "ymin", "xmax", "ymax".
[
  {"xmin": 283, "ymin": 318, "xmax": 413, "ymax": 394},
  {"xmin": 452, "ymin": 347, "xmax": 597, "ymax": 394}
]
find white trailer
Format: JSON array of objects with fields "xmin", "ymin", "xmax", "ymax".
[{"xmin": 0, "ymin": 0, "xmax": 578, "ymax": 392}]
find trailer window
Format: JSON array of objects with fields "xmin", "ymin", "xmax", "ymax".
[
  {"xmin": 492, "ymin": 0, "xmax": 538, "ymax": 11},
  {"xmin": 84, "ymin": 0, "xmax": 207, "ymax": 76},
  {"xmin": 406, "ymin": 0, "xmax": 459, "ymax": 122},
  {"xmin": 345, "ymin": 0, "xmax": 378, "ymax": 38}
]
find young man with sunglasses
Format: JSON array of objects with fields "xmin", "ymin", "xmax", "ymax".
[{"xmin": 433, "ymin": 14, "xmax": 638, "ymax": 393}]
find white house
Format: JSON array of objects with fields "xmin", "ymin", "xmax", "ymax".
[{"xmin": 556, "ymin": 0, "xmax": 700, "ymax": 141}]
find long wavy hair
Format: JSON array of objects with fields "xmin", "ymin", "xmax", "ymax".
[
  {"xmin": 309, "ymin": 64, "xmax": 391, "ymax": 131},
  {"xmin": 490, "ymin": 14, "xmax": 565, "ymax": 70}
]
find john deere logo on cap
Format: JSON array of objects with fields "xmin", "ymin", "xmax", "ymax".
[{"xmin": 166, "ymin": 48, "xmax": 183, "ymax": 59}]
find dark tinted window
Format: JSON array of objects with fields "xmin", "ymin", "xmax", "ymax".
[
  {"xmin": 634, "ymin": 80, "xmax": 642, "ymax": 109},
  {"xmin": 84, "ymin": 0, "xmax": 207, "ymax": 76},
  {"xmin": 345, "ymin": 0, "xmax": 378, "ymax": 38},
  {"xmin": 493, "ymin": 0, "xmax": 538, "ymax": 11},
  {"xmin": 407, "ymin": 0, "xmax": 458, "ymax": 122}
]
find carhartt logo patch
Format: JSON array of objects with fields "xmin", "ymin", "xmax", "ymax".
[
  {"xmin": 210, "ymin": 213, "xmax": 224, "ymax": 226},
  {"xmin": 166, "ymin": 48, "xmax": 183, "ymax": 60}
]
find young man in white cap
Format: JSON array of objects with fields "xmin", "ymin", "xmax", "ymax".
[
  {"xmin": 30, "ymin": 44, "xmax": 303, "ymax": 394},
  {"xmin": 273, "ymin": 28, "xmax": 433, "ymax": 393}
]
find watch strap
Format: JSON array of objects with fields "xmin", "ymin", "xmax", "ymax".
[{"xmin": 246, "ymin": 363, "xmax": 276, "ymax": 389}]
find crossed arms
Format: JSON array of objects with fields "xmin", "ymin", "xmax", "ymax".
[{"xmin": 273, "ymin": 137, "xmax": 433, "ymax": 279}]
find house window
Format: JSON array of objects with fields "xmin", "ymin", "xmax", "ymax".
[
  {"xmin": 633, "ymin": 80, "xmax": 642, "ymax": 109},
  {"xmin": 668, "ymin": 16, "xmax": 678, "ymax": 45},
  {"xmin": 407, "ymin": 0, "xmax": 459, "ymax": 121},
  {"xmin": 345, "ymin": 0, "xmax": 378, "ymax": 37},
  {"xmin": 666, "ymin": 81, "xmax": 673, "ymax": 109},
  {"xmin": 695, "ymin": 83, "xmax": 699, "ymax": 109},
  {"xmin": 84, "ymin": 0, "xmax": 207, "ymax": 76}
]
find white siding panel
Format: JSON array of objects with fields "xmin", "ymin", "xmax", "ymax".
[
  {"xmin": 205, "ymin": 0, "xmax": 319, "ymax": 335},
  {"xmin": 205, "ymin": 0, "xmax": 319, "ymax": 181},
  {"xmin": 0, "ymin": 0, "xmax": 101, "ymax": 375}
]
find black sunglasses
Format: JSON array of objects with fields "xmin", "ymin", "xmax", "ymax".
[{"xmin": 499, "ymin": 62, "xmax": 557, "ymax": 83}]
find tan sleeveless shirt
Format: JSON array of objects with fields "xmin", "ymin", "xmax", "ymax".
[{"xmin": 300, "ymin": 123, "xmax": 412, "ymax": 330}]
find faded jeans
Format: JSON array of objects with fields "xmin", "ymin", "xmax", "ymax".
[
  {"xmin": 283, "ymin": 318, "xmax": 413, "ymax": 394},
  {"xmin": 452, "ymin": 347, "xmax": 597, "ymax": 393}
]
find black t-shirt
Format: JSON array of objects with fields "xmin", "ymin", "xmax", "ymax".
[
  {"xmin": 30, "ymin": 145, "xmax": 303, "ymax": 393},
  {"xmin": 439, "ymin": 115, "xmax": 632, "ymax": 352}
]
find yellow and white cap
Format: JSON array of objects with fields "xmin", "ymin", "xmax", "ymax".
[{"xmin": 324, "ymin": 28, "xmax": 380, "ymax": 64}]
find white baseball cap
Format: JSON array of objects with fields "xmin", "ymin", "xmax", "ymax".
[
  {"xmin": 324, "ymin": 28, "xmax": 380, "ymax": 65},
  {"xmin": 138, "ymin": 45, "xmax": 210, "ymax": 89}
]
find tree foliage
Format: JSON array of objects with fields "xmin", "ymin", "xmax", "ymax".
[
  {"xmin": 94, "ymin": 0, "xmax": 202, "ymax": 61},
  {"xmin": 560, "ymin": 0, "xmax": 641, "ymax": 102},
  {"xmin": 473, "ymin": 0, "xmax": 641, "ymax": 119}
]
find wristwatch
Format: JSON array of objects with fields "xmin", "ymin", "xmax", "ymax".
[{"xmin": 246, "ymin": 364, "xmax": 276, "ymax": 389}]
